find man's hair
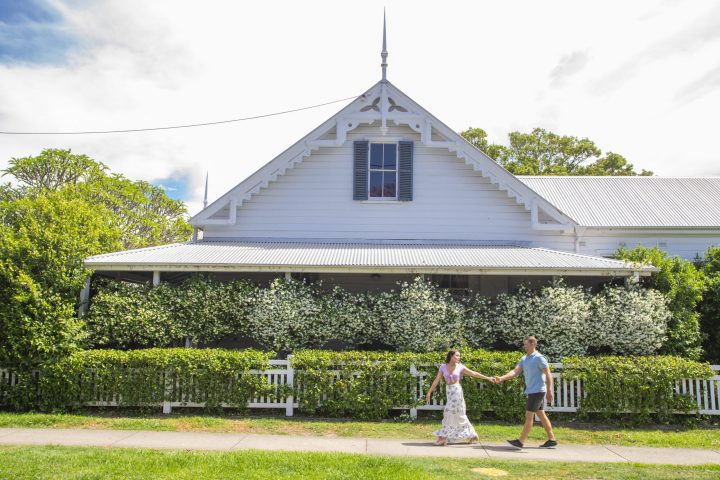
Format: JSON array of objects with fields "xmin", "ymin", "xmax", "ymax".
[{"xmin": 524, "ymin": 335, "xmax": 538, "ymax": 346}]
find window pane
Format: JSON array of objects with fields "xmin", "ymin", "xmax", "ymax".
[
  {"xmin": 369, "ymin": 172, "xmax": 383, "ymax": 197},
  {"xmin": 383, "ymin": 172, "xmax": 396, "ymax": 197},
  {"xmin": 383, "ymin": 144, "xmax": 397, "ymax": 169},
  {"xmin": 370, "ymin": 144, "xmax": 383, "ymax": 169}
]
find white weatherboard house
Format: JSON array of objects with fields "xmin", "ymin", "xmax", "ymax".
[{"xmin": 85, "ymin": 23, "xmax": 720, "ymax": 298}]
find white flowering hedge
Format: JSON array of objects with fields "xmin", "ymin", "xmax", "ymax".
[
  {"xmin": 374, "ymin": 277, "xmax": 465, "ymax": 352},
  {"xmin": 485, "ymin": 284, "xmax": 592, "ymax": 360},
  {"xmin": 590, "ymin": 285, "xmax": 670, "ymax": 355},
  {"xmin": 87, "ymin": 276, "xmax": 672, "ymax": 358}
]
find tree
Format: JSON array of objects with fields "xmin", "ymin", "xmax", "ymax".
[
  {"xmin": 4, "ymin": 149, "xmax": 107, "ymax": 191},
  {"xmin": 460, "ymin": 127, "xmax": 653, "ymax": 176},
  {"xmin": 0, "ymin": 191, "xmax": 122, "ymax": 371},
  {"xmin": 2, "ymin": 149, "xmax": 192, "ymax": 248},
  {"xmin": 698, "ymin": 246, "xmax": 720, "ymax": 362},
  {"xmin": 615, "ymin": 247, "xmax": 704, "ymax": 359},
  {"xmin": 0, "ymin": 148, "xmax": 192, "ymax": 392}
]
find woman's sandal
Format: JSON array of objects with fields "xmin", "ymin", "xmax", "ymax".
[
  {"xmin": 434, "ymin": 438, "xmax": 448, "ymax": 446},
  {"xmin": 468, "ymin": 436, "xmax": 479, "ymax": 444}
]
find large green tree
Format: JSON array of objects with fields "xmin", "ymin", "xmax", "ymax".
[
  {"xmin": 0, "ymin": 149, "xmax": 192, "ymax": 377},
  {"xmin": 699, "ymin": 246, "xmax": 720, "ymax": 362},
  {"xmin": 460, "ymin": 127, "xmax": 652, "ymax": 176},
  {"xmin": 0, "ymin": 191, "xmax": 121, "ymax": 370},
  {"xmin": 3, "ymin": 149, "xmax": 192, "ymax": 248}
]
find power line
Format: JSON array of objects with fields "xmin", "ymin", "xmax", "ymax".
[{"xmin": 0, "ymin": 95, "xmax": 360, "ymax": 135}]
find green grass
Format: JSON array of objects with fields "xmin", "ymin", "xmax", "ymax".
[
  {"xmin": 1, "ymin": 411, "xmax": 718, "ymax": 449},
  {"xmin": 0, "ymin": 445, "xmax": 719, "ymax": 480}
]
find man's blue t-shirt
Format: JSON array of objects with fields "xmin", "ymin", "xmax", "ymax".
[{"xmin": 517, "ymin": 351, "xmax": 549, "ymax": 395}]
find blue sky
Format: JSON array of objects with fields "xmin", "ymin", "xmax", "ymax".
[
  {"xmin": 155, "ymin": 176, "xmax": 190, "ymax": 202},
  {"xmin": 0, "ymin": 0, "xmax": 77, "ymax": 64},
  {"xmin": 0, "ymin": 0, "xmax": 718, "ymax": 215}
]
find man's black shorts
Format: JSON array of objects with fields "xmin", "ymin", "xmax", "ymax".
[{"xmin": 526, "ymin": 392, "xmax": 545, "ymax": 412}]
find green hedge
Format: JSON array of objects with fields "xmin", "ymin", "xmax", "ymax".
[
  {"xmin": 291, "ymin": 350, "xmax": 523, "ymax": 421},
  {"xmin": 38, "ymin": 348, "xmax": 275, "ymax": 411},
  {"xmin": 563, "ymin": 355, "xmax": 714, "ymax": 423},
  {"xmin": 2, "ymin": 348, "xmax": 713, "ymax": 424}
]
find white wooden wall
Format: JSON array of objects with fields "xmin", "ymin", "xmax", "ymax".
[
  {"xmin": 204, "ymin": 125, "xmax": 575, "ymax": 250},
  {"xmin": 578, "ymin": 231, "xmax": 720, "ymax": 261}
]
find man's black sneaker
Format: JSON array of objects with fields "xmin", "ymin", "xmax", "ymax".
[
  {"xmin": 539, "ymin": 440, "xmax": 558, "ymax": 448},
  {"xmin": 507, "ymin": 439, "xmax": 524, "ymax": 449}
]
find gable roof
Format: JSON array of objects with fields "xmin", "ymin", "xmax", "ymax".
[
  {"xmin": 85, "ymin": 240, "xmax": 655, "ymax": 276},
  {"xmin": 190, "ymin": 80, "xmax": 576, "ymax": 231},
  {"xmin": 519, "ymin": 176, "xmax": 720, "ymax": 228}
]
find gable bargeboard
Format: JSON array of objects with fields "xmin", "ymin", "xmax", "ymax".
[{"xmin": 193, "ymin": 81, "xmax": 575, "ymax": 249}]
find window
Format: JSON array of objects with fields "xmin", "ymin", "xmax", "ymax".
[
  {"xmin": 369, "ymin": 143, "xmax": 397, "ymax": 199},
  {"xmin": 353, "ymin": 140, "xmax": 412, "ymax": 201},
  {"xmin": 430, "ymin": 275, "xmax": 470, "ymax": 296}
]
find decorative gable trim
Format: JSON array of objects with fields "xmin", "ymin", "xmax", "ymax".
[{"xmin": 190, "ymin": 81, "xmax": 577, "ymax": 233}]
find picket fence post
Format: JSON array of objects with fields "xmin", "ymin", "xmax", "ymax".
[
  {"xmin": 409, "ymin": 364, "xmax": 418, "ymax": 420},
  {"xmin": 162, "ymin": 367, "xmax": 173, "ymax": 414},
  {"xmin": 285, "ymin": 355, "xmax": 295, "ymax": 417}
]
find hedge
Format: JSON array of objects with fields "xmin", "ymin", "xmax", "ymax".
[
  {"xmin": 85, "ymin": 276, "xmax": 673, "ymax": 360},
  {"xmin": 3, "ymin": 348, "xmax": 712, "ymax": 424},
  {"xmin": 37, "ymin": 348, "xmax": 274, "ymax": 411},
  {"xmin": 291, "ymin": 350, "xmax": 523, "ymax": 421},
  {"xmin": 563, "ymin": 355, "xmax": 714, "ymax": 423}
]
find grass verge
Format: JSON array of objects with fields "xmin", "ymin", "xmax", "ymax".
[{"xmin": 1, "ymin": 445, "xmax": 719, "ymax": 480}]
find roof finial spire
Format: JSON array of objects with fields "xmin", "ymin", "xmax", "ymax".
[
  {"xmin": 381, "ymin": 10, "xmax": 388, "ymax": 82},
  {"xmin": 203, "ymin": 171, "xmax": 209, "ymax": 209}
]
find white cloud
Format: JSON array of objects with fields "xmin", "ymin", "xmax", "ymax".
[{"xmin": 1, "ymin": 0, "xmax": 719, "ymax": 216}]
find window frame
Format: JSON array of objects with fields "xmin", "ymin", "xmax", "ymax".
[{"xmin": 368, "ymin": 141, "xmax": 399, "ymax": 201}]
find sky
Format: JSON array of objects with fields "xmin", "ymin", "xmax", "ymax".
[{"xmin": 1, "ymin": 0, "xmax": 719, "ymax": 215}]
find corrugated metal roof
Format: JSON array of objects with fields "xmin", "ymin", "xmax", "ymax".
[
  {"xmin": 85, "ymin": 241, "xmax": 652, "ymax": 274},
  {"xmin": 519, "ymin": 176, "xmax": 720, "ymax": 228}
]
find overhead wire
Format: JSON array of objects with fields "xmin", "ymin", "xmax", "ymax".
[{"xmin": 0, "ymin": 94, "xmax": 360, "ymax": 135}]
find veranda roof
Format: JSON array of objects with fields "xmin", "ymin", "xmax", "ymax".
[{"xmin": 85, "ymin": 241, "xmax": 655, "ymax": 276}]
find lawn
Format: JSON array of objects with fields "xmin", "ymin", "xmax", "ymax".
[
  {"xmin": 1, "ymin": 445, "xmax": 719, "ymax": 480},
  {"xmin": 0, "ymin": 411, "xmax": 718, "ymax": 449}
]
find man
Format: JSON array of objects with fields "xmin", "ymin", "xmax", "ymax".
[{"xmin": 494, "ymin": 335, "xmax": 558, "ymax": 449}]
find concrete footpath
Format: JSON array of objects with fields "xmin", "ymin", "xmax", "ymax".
[{"xmin": 1, "ymin": 427, "xmax": 719, "ymax": 465}]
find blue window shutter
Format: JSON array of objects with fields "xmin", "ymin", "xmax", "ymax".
[
  {"xmin": 398, "ymin": 141, "xmax": 413, "ymax": 201},
  {"xmin": 353, "ymin": 141, "xmax": 369, "ymax": 200}
]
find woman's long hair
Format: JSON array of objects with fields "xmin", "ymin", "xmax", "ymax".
[{"xmin": 445, "ymin": 349, "xmax": 460, "ymax": 364}]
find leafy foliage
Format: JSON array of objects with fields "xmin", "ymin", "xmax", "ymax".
[
  {"xmin": 465, "ymin": 281, "xmax": 671, "ymax": 360},
  {"xmin": 698, "ymin": 246, "xmax": 720, "ymax": 362},
  {"xmin": 0, "ymin": 149, "xmax": 193, "ymax": 372},
  {"xmin": 563, "ymin": 355, "xmax": 713, "ymax": 423},
  {"xmin": 38, "ymin": 348, "xmax": 274, "ymax": 412},
  {"xmin": 460, "ymin": 127, "xmax": 652, "ymax": 176},
  {"xmin": 2, "ymin": 148, "xmax": 192, "ymax": 249},
  {"xmin": 486, "ymin": 283, "xmax": 592, "ymax": 360},
  {"xmin": 590, "ymin": 284, "xmax": 671, "ymax": 355},
  {"xmin": 0, "ymin": 191, "xmax": 122, "ymax": 371},
  {"xmin": 291, "ymin": 349, "xmax": 524, "ymax": 421},
  {"xmin": 615, "ymin": 247, "xmax": 705, "ymax": 359},
  {"xmin": 86, "ymin": 276, "xmax": 256, "ymax": 349},
  {"xmin": 374, "ymin": 277, "xmax": 465, "ymax": 352},
  {"xmin": 87, "ymin": 276, "xmax": 673, "ymax": 360}
]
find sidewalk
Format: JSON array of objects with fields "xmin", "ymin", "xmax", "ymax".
[{"xmin": 1, "ymin": 427, "xmax": 719, "ymax": 465}]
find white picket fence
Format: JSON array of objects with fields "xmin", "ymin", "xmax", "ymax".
[{"xmin": 2, "ymin": 361, "xmax": 719, "ymax": 417}]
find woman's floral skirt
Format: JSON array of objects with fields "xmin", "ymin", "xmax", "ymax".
[{"xmin": 433, "ymin": 383, "xmax": 478, "ymax": 442}]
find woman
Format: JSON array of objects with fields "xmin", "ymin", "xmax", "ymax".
[{"xmin": 425, "ymin": 349, "xmax": 492, "ymax": 446}]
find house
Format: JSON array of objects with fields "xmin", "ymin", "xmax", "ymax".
[{"xmin": 84, "ymin": 21, "xmax": 720, "ymax": 301}]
